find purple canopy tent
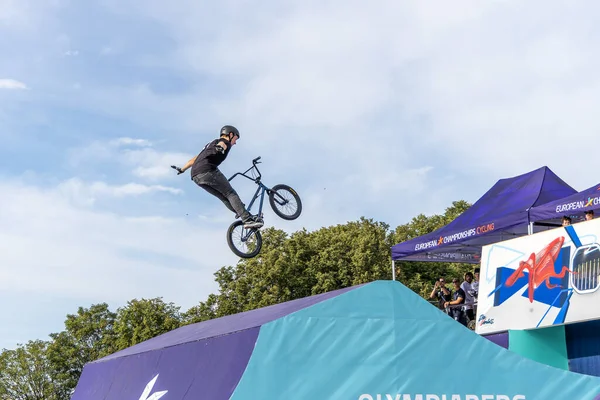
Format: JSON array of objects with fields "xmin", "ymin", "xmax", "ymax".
[
  {"xmin": 529, "ymin": 182, "xmax": 600, "ymax": 225},
  {"xmin": 390, "ymin": 166, "xmax": 577, "ymax": 266}
]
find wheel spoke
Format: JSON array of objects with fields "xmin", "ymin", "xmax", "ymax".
[
  {"xmin": 230, "ymin": 224, "xmax": 260, "ymax": 256},
  {"xmin": 273, "ymin": 190, "xmax": 297, "ymax": 214}
]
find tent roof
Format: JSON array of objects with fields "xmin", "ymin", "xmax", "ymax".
[
  {"xmin": 391, "ymin": 166, "xmax": 577, "ymax": 263},
  {"xmin": 95, "ymin": 285, "xmax": 360, "ymax": 363},
  {"xmin": 529, "ymin": 182, "xmax": 600, "ymax": 224}
]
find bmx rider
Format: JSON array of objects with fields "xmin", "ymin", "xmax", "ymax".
[{"xmin": 173, "ymin": 125, "xmax": 264, "ymax": 229}]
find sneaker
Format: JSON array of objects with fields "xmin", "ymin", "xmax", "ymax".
[{"xmin": 243, "ymin": 215, "xmax": 264, "ymax": 228}]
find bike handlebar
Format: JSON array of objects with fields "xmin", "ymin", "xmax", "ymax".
[{"xmin": 228, "ymin": 156, "xmax": 262, "ymax": 182}]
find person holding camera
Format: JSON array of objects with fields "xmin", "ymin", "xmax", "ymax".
[{"xmin": 430, "ymin": 278, "xmax": 452, "ymax": 311}]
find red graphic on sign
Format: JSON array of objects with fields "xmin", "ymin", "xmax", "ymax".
[{"xmin": 505, "ymin": 236, "xmax": 572, "ymax": 303}]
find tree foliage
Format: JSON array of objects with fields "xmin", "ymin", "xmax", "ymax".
[
  {"xmin": 45, "ymin": 303, "xmax": 118, "ymax": 398},
  {"xmin": 0, "ymin": 340, "xmax": 58, "ymax": 400},
  {"xmin": 113, "ymin": 298, "xmax": 182, "ymax": 350},
  {"xmin": 0, "ymin": 199, "xmax": 477, "ymax": 398}
]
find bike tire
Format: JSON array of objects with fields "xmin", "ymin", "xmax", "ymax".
[
  {"xmin": 268, "ymin": 184, "xmax": 302, "ymax": 220},
  {"xmin": 226, "ymin": 220, "xmax": 263, "ymax": 258}
]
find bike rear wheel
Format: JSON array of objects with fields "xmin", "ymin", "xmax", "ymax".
[
  {"xmin": 268, "ymin": 184, "xmax": 302, "ymax": 220},
  {"xmin": 227, "ymin": 220, "xmax": 263, "ymax": 258}
]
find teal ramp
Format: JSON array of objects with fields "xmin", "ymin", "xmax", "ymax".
[
  {"xmin": 230, "ymin": 280, "xmax": 600, "ymax": 400},
  {"xmin": 509, "ymin": 326, "xmax": 570, "ymax": 371}
]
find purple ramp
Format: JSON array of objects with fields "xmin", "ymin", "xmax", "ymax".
[
  {"xmin": 483, "ymin": 332, "xmax": 509, "ymax": 349},
  {"xmin": 72, "ymin": 327, "xmax": 259, "ymax": 400},
  {"xmin": 98, "ymin": 284, "xmax": 360, "ymax": 362},
  {"xmin": 73, "ymin": 285, "xmax": 363, "ymax": 399}
]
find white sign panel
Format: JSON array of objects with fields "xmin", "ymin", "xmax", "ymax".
[{"xmin": 476, "ymin": 217, "xmax": 600, "ymax": 334}]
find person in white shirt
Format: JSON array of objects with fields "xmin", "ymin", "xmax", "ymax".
[
  {"xmin": 460, "ymin": 272, "xmax": 476, "ymax": 322},
  {"xmin": 471, "ymin": 267, "xmax": 479, "ymax": 299}
]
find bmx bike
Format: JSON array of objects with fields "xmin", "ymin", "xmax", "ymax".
[{"xmin": 225, "ymin": 156, "xmax": 302, "ymax": 258}]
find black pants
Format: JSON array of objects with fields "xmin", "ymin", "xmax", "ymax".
[
  {"xmin": 465, "ymin": 308, "xmax": 475, "ymax": 321},
  {"xmin": 450, "ymin": 308, "xmax": 467, "ymax": 326},
  {"xmin": 192, "ymin": 169, "xmax": 251, "ymax": 221}
]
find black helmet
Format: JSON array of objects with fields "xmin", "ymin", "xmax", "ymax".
[{"xmin": 220, "ymin": 125, "xmax": 239, "ymax": 138}]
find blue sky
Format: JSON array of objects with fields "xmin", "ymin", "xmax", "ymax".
[{"xmin": 2, "ymin": 0, "xmax": 600, "ymax": 350}]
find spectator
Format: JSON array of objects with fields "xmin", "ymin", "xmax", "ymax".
[
  {"xmin": 430, "ymin": 278, "xmax": 452, "ymax": 311},
  {"xmin": 472, "ymin": 267, "xmax": 480, "ymax": 301},
  {"xmin": 585, "ymin": 210, "xmax": 594, "ymax": 221},
  {"xmin": 562, "ymin": 216, "xmax": 572, "ymax": 226},
  {"xmin": 460, "ymin": 272, "xmax": 476, "ymax": 322},
  {"xmin": 444, "ymin": 278, "xmax": 466, "ymax": 326}
]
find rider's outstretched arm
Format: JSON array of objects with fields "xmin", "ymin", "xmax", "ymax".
[{"xmin": 179, "ymin": 156, "xmax": 197, "ymax": 173}]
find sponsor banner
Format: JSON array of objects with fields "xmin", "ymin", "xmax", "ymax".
[
  {"xmin": 555, "ymin": 195, "xmax": 600, "ymax": 214},
  {"xmin": 399, "ymin": 252, "xmax": 482, "ymax": 263},
  {"xmin": 358, "ymin": 394, "xmax": 525, "ymax": 400},
  {"xmin": 414, "ymin": 224, "xmax": 495, "ymax": 251},
  {"xmin": 477, "ymin": 217, "xmax": 600, "ymax": 334}
]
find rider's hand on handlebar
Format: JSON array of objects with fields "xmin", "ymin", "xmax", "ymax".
[{"xmin": 171, "ymin": 165, "xmax": 184, "ymax": 175}]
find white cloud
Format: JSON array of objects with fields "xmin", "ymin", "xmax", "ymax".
[
  {"xmin": 56, "ymin": 178, "xmax": 182, "ymax": 206},
  {"xmin": 0, "ymin": 0, "xmax": 63, "ymax": 30},
  {"xmin": 132, "ymin": 165, "xmax": 178, "ymax": 180},
  {"xmin": 91, "ymin": 0, "xmax": 600, "ymax": 192},
  {"xmin": 0, "ymin": 177, "xmax": 237, "ymax": 347},
  {"xmin": 100, "ymin": 46, "xmax": 113, "ymax": 55},
  {"xmin": 109, "ymin": 137, "xmax": 153, "ymax": 147},
  {"xmin": 68, "ymin": 138, "xmax": 193, "ymax": 182},
  {"xmin": 123, "ymin": 149, "xmax": 196, "ymax": 181},
  {"xmin": 87, "ymin": 181, "xmax": 182, "ymax": 197},
  {"xmin": 6, "ymin": 1, "xmax": 599, "ymax": 216},
  {"xmin": 0, "ymin": 79, "xmax": 28, "ymax": 90}
]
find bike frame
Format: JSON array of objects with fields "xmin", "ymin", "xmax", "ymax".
[{"xmin": 228, "ymin": 157, "xmax": 271, "ymax": 217}]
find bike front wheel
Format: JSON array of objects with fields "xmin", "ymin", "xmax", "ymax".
[
  {"xmin": 227, "ymin": 220, "xmax": 263, "ymax": 258},
  {"xmin": 268, "ymin": 184, "xmax": 302, "ymax": 220}
]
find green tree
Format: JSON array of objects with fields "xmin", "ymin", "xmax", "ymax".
[
  {"xmin": 113, "ymin": 298, "xmax": 182, "ymax": 350},
  {"xmin": 183, "ymin": 217, "xmax": 394, "ymax": 319},
  {"xmin": 0, "ymin": 340, "xmax": 58, "ymax": 400},
  {"xmin": 45, "ymin": 303, "xmax": 118, "ymax": 398},
  {"xmin": 303, "ymin": 217, "xmax": 393, "ymax": 293},
  {"xmin": 181, "ymin": 293, "xmax": 219, "ymax": 325}
]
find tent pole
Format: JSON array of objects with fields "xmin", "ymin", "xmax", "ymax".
[{"xmin": 392, "ymin": 260, "xmax": 396, "ymax": 281}]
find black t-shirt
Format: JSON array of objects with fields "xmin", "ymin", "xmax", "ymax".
[
  {"xmin": 435, "ymin": 288, "xmax": 452, "ymax": 309},
  {"xmin": 450, "ymin": 287, "xmax": 466, "ymax": 319},
  {"xmin": 453, "ymin": 288, "xmax": 465, "ymax": 303},
  {"xmin": 191, "ymin": 138, "xmax": 232, "ymax": 176}
]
